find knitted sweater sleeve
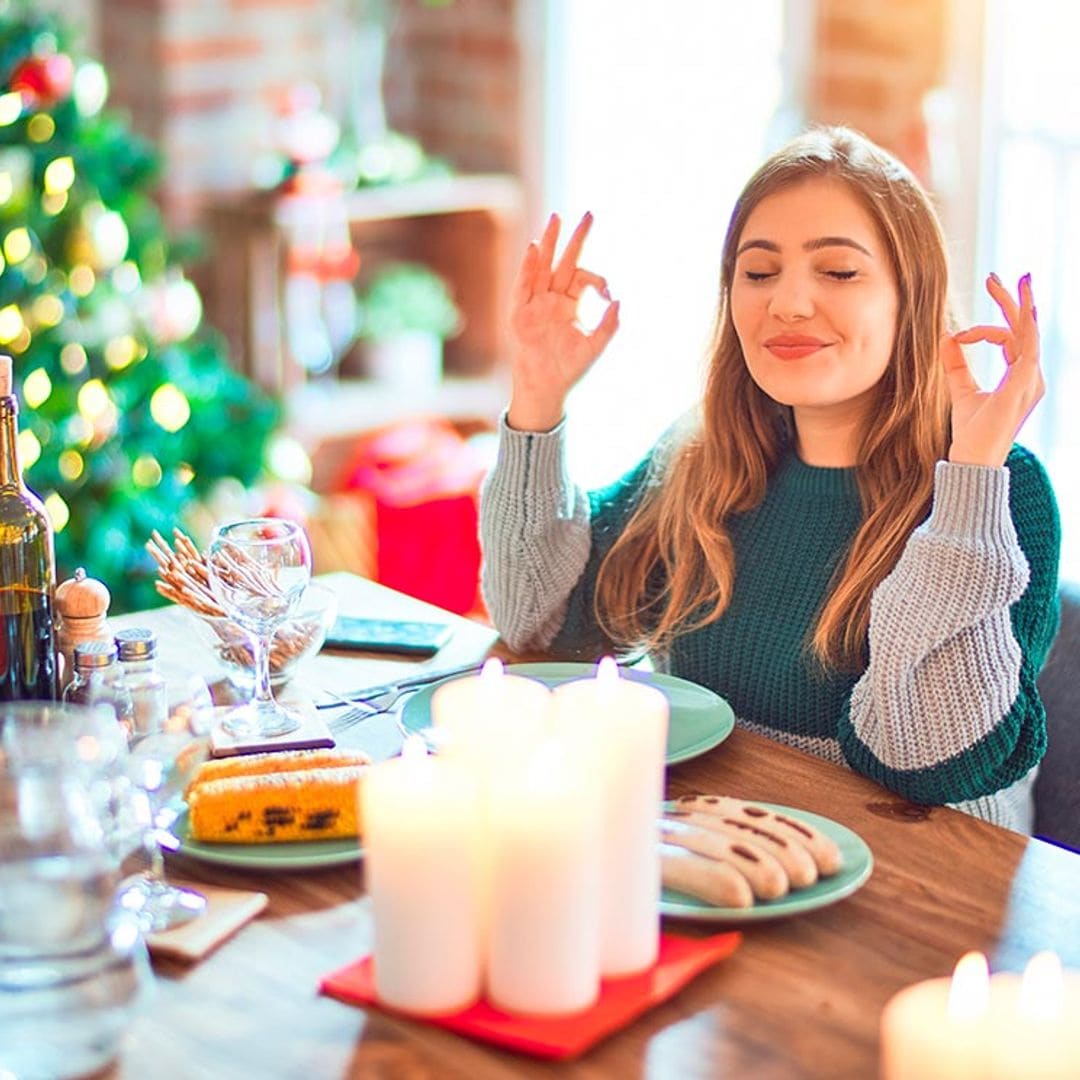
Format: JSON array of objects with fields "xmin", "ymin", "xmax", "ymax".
[
  {"xmin": 839, "ymin": 446, "xmax": 1061, "ymax": 804},
  {"xmin": 479, "ymin": 414, "xmax": 654, "ymax": 654}
]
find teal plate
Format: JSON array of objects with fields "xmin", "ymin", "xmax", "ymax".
[
  {"xmin": 168, "ymin": 807, "xmax": 362, "ymax": 871},
  {"xmin": 659, "ymin": 802, "xmax": 873, "ymax": 922},
  {"xmin": 400, "ymin": 662, "xmax": 736, "ymax": 766}
]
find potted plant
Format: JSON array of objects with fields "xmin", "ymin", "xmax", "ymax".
[{"xmin": 355, "ymin": 262, "xmax": 462, "ymax": 387}]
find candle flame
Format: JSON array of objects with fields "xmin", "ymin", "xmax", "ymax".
[
  {"xmin": 481, "ymin": 656, "xmax": 504, "ymax": 681},
  {"xmin": 401, "ymin": 733, "xmax": 429, "ymax": 762},
  {"xmin": 947, "ymin": 951, "xmax": 990, "ymax": 1020},
  {"xmin": 1019, "ymin": 951, "xmax": 1063, "ymax": 1021},
  {"xmin": 596, "ymin": 655, "xmax": 619, "ymax": 688}
]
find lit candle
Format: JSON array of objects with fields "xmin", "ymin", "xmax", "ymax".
[
  {"xmin": 551, "ymin": 657, "xmax": 668, "ymax": 976},
  {"xmin": 880, "ymin": 951, "xmax": 1080, "ymax": 1080},
  {"xmin": 486, "ymin": 737, "xmax": 602, "ymax": 1016},
  {"xmin": 430, "ymin": 657, "xmax": 551, "ymax": 776},
  {"xmin": 362, "ymin": 735, "xmax": 483, "ymax": 1015}
]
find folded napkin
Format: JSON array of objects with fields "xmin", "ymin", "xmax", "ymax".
[
  {"xmin": 320, "ymin": 930, "xmax": 740, "ymax": 1060},
  {"xmin": 147, "ymin": 885, "xmax": 268, "ymax": 961}
]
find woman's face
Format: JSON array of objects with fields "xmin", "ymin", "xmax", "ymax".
[{"xmin": 730, "ymin": 178, "xmax": 900, "ymax": 425}]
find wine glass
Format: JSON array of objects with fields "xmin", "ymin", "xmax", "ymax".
[
  {"xmin": 118, "ymin": 673, "xmax": 214, "ymax": 933},
  {"xmin": 206, "ymin": 517, "xmax": 312, "ymax": 739}
]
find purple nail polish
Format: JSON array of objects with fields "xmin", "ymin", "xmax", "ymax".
[{"xmin": 989, "ymin": 271, "xmax": 1002, "ymax": 284}]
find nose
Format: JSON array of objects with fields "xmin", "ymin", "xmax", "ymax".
[{"xmin": 767, "ymin": 271, "xmax": 814, "ymax": 321}]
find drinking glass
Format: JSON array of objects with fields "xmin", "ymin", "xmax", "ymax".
[
  {"xmin": 118, "ymin": 673, "xmax": 214, "ymax": 932},
  {"xmin": 0, "ymin": 702, "xmax": 150, "ymax": 1080},
  {"xmin": 205, "ymin": 517, "xmax": 312, "ymax": 738}
]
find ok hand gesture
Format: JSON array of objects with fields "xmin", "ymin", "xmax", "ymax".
[
  {"xmin": 942, "ymin": 273, "xmax": 1044, "ymax": 467},
  {"xmin": 507, "ymin": 212, "xmax": 620, "ymax": 432}
]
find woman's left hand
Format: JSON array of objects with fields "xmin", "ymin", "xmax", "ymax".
[{"xmin": 943, "ymin": 272, "xmax": 1044, "ymax": 467}]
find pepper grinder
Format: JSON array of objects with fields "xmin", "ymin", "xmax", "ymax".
[{"xmin": 55, "ymin": 567, "xmax": 112, "ymax": 692}]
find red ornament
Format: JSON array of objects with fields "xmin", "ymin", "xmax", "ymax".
[{"xmin": 10, "ymin": 52, "xmax": 75, "ymax": 107}]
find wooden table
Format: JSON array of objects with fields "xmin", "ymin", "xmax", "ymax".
[{"xmin": 110, "ymin": 574, "xmax": 1080, "ymax": 1079}]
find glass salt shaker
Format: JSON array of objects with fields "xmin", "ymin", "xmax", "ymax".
[
  {"xmin": 63, "ymin": 640, "xmax": 135, "ymax": 736},
  {"xmin": 115, "ymin": 628, "xmax": 167, "ymax": 737}
]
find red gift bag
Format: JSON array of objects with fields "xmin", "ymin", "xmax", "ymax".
[{"xmin": 338, "ymin": 418, "xmax": 489, "ymax": 616}]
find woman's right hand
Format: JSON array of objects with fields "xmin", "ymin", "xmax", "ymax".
[{"xmin": 507, "ymin": 211, "xmax": 620, "ymax": 431}]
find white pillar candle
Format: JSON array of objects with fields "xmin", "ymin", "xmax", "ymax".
[
  {"xmin": 551, "ymin": 657, "xmax": 668, "ymax": 977},
  {"xmin": 362, "ymin": 736, "xmax": 483, "ymax": 1016},
  {"xmin": 881, "ymin": 951, "xmax": 1080, "ymax": 1080},
  {"xmin": 430, "ymin": 658, "xmax": 551, "ymax": 774},
  {"xmin": 486, "ymin": 738, "xmax": 602, "ymax": 1016}
]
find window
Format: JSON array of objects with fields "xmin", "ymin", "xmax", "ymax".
[
  {"xmin": 542, "ymin": 1, "xmax": 786, "ymax": 487},
  {"xmin": 976, "ymin": 0, "xmax": 1080, "ymax": 580}
]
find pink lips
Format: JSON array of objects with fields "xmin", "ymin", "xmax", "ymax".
[{"xmin": 763, "ymin": 334, "xmax": 831, "ymax": 360}]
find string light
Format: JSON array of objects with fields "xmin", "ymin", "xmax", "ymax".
[
  {"xmin": 43, "ymin": 156, "xmax": 74, "ymax": 194},
  {"xmin": 44, "ymin": 491, "xmax": 69, "ymax": 532},
  {"xmin": 27, "ymin": 114, "xmax": 55, "ymax": 142},
  {"xmin": 69, "ymin": 265, "xmax": 94, "ymax": 295},
  {"xmin": 22, "ymin": 367, "xmax": 51, "ymax": 407},
  {"xmin": 60, "ymin": 343, "xmax": 88, "ymax": 374},
  {"xmin": 58, "ymin": 449, "xmax": 84, "ymax": 481},
  {"xmin": 30, "ymin": 294, "xmax": 63, "ymax": 328},
  {"xmin": 0, "ymin": 304, "xmax": 24, "ymax": 342},
  {"xmin": 17, "ymin": 428, "xmax": 40, "ymax": 468},
  {"xmin": 132, "ymin": 454, "xmax": 162, "ymax": 487},
  {"xmin": 0, "ymin": 91, "xmax": 22, "ymax": 126},
  {"xmin": 150, "ymin": 383, "xmax": 191, "ymax": 432},
  {"xmin": 77, "ymin": 378, "xmax": 110, "ymax": 420},
  {"xmin": 4, "ymin": 227, "xmax": 31, "ymax": 263}
]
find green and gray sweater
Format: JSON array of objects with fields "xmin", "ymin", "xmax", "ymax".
[{"xmin": 480, "ymin": 416, "xmax": 1061, "ymax": 833}]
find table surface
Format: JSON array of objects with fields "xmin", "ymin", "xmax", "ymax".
[{"xmin": 108, "ymin": 573, "xmax": 1080, "ymax": 1080}]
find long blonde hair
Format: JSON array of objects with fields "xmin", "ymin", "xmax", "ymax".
[{"xmin": 595, "ymin": 126, "xmax": 952, "ymax": 671}]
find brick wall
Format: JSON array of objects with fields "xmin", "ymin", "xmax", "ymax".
[
  {"xmin": 806, "ymin": 0, "xmax": 949, "ymax": 182},
  {"xmin": 93, "ymin": 0, "xmax": 525, "ymax": 233},
  {"xmin": 383, "ymin": 0, "xmax": 522, "ymax": 175}
]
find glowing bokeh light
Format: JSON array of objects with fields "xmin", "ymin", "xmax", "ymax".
[
  {"xmin": 17, "ymin": 429, "xmax": 40, "ymax": 468},
  {"xmin": 58, "ymin": 449, "xmax": 84, "ymax": 481},
  {"xmin": 44, "ymin": 492, "xmax": 69, "ymax": 532},
  {"xmin": 60, "ymin": 343, "xmax": 88, "ymax": 374},
  {"xmin": 132, "ymin": 455, "xmax": 163, "ymax": 488},
  {"xmin": 0, "ymin": 304, "xmax": 24, "ymax": 342},
  {"xmin": 0, "ymin": 91, "xmax": 22, "ymax": 126},
  {"xmin": 22, "ymin": 368, "xmax": 51, "ymax": 408},
  {"xmin": 77, "ymin": 378, "xmax": 110, "ymax": 420},
  {"xmin": 4, "ymin": 228, "xmax": 31, "ymax": 263},
  {"xmin": 43, "ymin": 156, "xmax": 75, "ymax": 194},
  {"xmin": 150, "ymin": 383, "xmax": 191, "ymax": 432}
]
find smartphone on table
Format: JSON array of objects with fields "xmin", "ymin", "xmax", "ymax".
[{"xmin": 323, "ymin": 616, "xmax": 454, "ymax": 657}]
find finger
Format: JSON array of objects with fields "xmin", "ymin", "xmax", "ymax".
[
  {"xmin": 533, "ymin": 213, "xmax": 560, "ymax": 293},
  {"xmin": 941, "ymin": 334, "xmax": 980, "ymax": 400},
  {"xmin": 586, "ymin": 300, "xmax": 620, "ymax": 354},
  {"xmin": 953, "ymin": 326, "xmax": 1010, "ymax": 346},
  {"xmin": 551, "ymin": 211, "xmax": 593, "ymax": 293},
  {"xmin": 566, "ymin": 268, "xmax": 610, "ymax": 300},
  {"xmin": 985, "ymin": 272, "xmax": 1020, "ymax": 330},
  {"xmin": 511, "ymin": 242, "xmax": 539, "ymax": 306},
  {"xmin": 1015, "ymin": 272, "xmax": 1039, "ymax": 369}
]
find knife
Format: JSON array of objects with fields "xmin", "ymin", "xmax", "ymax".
[{"xmin": 314, "ymin": 660, "xmax": 485, "ymax": 709}]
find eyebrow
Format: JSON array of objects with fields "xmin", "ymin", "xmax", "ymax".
[{"xmin": 735, "ymin": 236, "xmax": 874, "ymax": 257}]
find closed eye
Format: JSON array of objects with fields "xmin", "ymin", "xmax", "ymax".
[
  {"xmin": 824, "ymin": 270, "xmax": 858, "ymax": 281},
  {"xmin": 744, "ymin": 271, "xmax": 776, "ymax": 282}
]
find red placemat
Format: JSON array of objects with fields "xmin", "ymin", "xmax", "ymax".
[{"xmin": 320, "ymin": 931, "xmax": 741, "ymax": 1061}]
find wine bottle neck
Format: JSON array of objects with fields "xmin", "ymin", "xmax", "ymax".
[{"xmin": 0, "ymin": 396, "xmax": 21, "ymax": 488}]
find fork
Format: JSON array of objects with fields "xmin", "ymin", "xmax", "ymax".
[{"xmin": 320, "ymin": 685, "xmax": 417, "ymax": 736}]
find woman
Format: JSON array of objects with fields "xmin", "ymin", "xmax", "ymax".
[{"xmin": 480, "ymin": 126, "xmax": 1060, "ymax": 832}]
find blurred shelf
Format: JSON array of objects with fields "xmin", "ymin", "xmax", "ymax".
[
  {"xmin": 287, "ymin": 375, "xmax": 508, "ymax": 493},
  {"xmin": 205, "ymin": 174, "xmax": 524, "ymax": 395}
]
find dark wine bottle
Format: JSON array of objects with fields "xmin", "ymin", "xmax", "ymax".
[{"xmin": 0, "ymin": 353, "xmax": 59, "ymax": 700}]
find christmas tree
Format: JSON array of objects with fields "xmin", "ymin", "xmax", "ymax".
[{"xmin": 0, "ymin": 4, "xmax": 280, "ymax": 612}]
